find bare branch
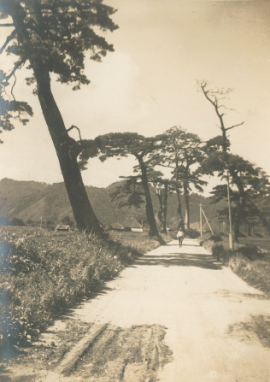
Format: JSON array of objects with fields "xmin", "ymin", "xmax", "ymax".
[
  {"xmin": 155, "ymin": 163, "xmax": 174, "ymax": 169},
  {"xmin": 225, "ymin": 121, "xmax": 245, "ymax": 131},
  {"xmin": 200, "ymin": 83, "xmax": 226, "ymax": 131},
  {"xmin": 11, "ymin": 74, "xmax": 17, "ymax": 101},
  {"xmin": 66, "ymin": 125, "xmax": 82, "ymax": 141},
  {"xmin": 2, "ymin": 61, "xmax": 24, "ymax": 85},
  {"xmin": 0, "ymin": 30, "xmax": 16, "ymax": 54},
  {"xmin": 2, "ymin": 81, "xmax": 11, "ymax": 102},
  {"xmin": 0, "ymin": 23, "xmax": 15, "ymax": 27},
  {"xmin": 218, "ymin": 104, "xmax": 235, "ymax": 112},
  {"xmin": 219, "ymin": 105, "xmax": 236, "ymax": 112},
  {"xmin": 201, "ymin": 84, "xmax": 218, "ymax": 109}
]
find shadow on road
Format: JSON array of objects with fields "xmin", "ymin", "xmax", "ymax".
[{"xmin": 136, "ymin": 252, "xmax": 222, "ymax": 270}]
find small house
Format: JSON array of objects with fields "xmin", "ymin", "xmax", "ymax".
[
  {"xmin": 123, "ymin": 217, "xmax": 143, "ymax": 233},
  {"xmin": 111, "ymin": 222, "xmax": 124, "ymax": 231},
  {"xmin": 55, "ymin": 224, "xmax": 70, "ymax": 232}
]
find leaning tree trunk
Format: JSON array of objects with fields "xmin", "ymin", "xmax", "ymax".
[
  {"xmin": 33, "ymin": 66, "xmax": 103, "ymax": 234},
  {"xmin": 138, "ymin": 158, "xmax": 163, "ymax": 242}
]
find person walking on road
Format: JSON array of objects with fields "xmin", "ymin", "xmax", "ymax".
[{"xmin": 177, "ymin": 229, "xmax": 185, "ymax": 247}]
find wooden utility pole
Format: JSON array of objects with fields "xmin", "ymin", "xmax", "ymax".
[
  {"xmin": 224, "ymin": 170, "xmax": 234, "ymax": 250},
  {"xmin": 200, "ymin": 204, "xmax": 214, "ymax": 235},
  {"xmin": 200, "ymin": 203, "xmax": 203, "ymax": 237},
  {"xmin": 200, "ymin": 203, "xmax": 214, "ymax": 235},
  {"xmin": 201, "ymin": 207, "xmax": 214, "ymax": 235}
]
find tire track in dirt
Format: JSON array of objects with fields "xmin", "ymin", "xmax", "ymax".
[
  {"xmin": 1, "ymin": 323, "xmax": 173, "ymax": 382},
  {"xmin": 71, "ymin": 323, "xmax": 173, "ymax": 382}
]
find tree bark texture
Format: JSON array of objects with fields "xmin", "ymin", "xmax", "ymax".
[
  {"xmin": 175, "ymin": 158, "xmax": 184, "ymax": 228},
  {"xmin": 138, "ymin": 158, "xmax": 162, "ymax": 241},
  {"xmin": 163, "ymin": 183, "xmax": 168, "ymax": 234},
  {"xmin": 157, "ymin": 185, "xmax": 168, "ymax": 234},
  {"xmin": 183, "ymin": 183, "xmax": 190, "ymax": 230},
  {"xmin": 33, "ymin": 67, "xmax": 103, "ymax": 233}
]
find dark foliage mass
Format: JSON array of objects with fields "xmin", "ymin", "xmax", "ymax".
[
  {"xmin": 0, "ymin": 0, "xmax": 118, "ymax": 131},
  {"xmin": 0, "ymin": 228, "xmax": 142, "ymax": 351}
]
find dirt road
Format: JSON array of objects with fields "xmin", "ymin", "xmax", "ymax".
[{"xmin": 5, "ymin": 239, "xmax": 270, "ymax": 381}]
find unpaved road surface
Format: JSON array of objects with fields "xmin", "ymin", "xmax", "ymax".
[{"xmin": 4, "ymin": 239, "xmax": 270, "ymax": 382}]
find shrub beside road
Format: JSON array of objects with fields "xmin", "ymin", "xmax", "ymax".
[
  {"xmin": 0, "ymin": 228, "xmax": 170, "ymax": 355},
  {"xmin": 201, "ymin": 233, "xmax": 270, "ymax": 296}
]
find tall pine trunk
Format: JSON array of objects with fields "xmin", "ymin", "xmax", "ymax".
[
  {"xmin": 33, "ymin": 66, "xmax": 103, "ymax": 233},
  {"xmin": 163, "ymin": 182, "xmax": 168, "ymax": 233},
  {"xmin": 176, "ymin": 187, "xmax": 184, "ymax": 227},
  {"xmin": 183, "ymin": 182, "xmax": 190, "ymax": 230},
  {"xmin": 138, "ymin": 158, "xmax": 163, "ymax": 242},
  {"xmin": 157, "ymin": 185, "xmax": 168, "ymax": 234},
  {"xmin": 157, "ymin": 191, "xmax": 164, "ymax": 230},
  {"xmin": 175, "ymin": 158, "xmax": 184, "ymax": 228}
]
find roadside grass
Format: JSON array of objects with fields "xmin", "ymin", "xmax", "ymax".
[
  {"xmin": 109, "ymin": 230, "xmax": 172, "ymax": 255},
  {"xmin": 200, "ymin": 233, "xmax": 270, "ymax": 296},
  {"xmin": 0, "ymin": 228, "xmax": 168, "ymax": 357},
  {"xmin": 238, "ymin": 237, "xmax": 270, "ymax": 252},
  {"xmin": 229, "ymin": 253, "xmax": 270, "ymax": 295}
]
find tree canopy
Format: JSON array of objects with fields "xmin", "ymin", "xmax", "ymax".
[
  {"xmin": 0, "ymin": 0, "xmax": 118, "ymax": 233},
  {"xmin": 152, "ymin": 126, "xmax": 206, "ymax": 229},
  {"xmin": 90, "ymin": 132, "xmax": 164, "ymax": 241},
  {"xmin": 0, "ymin": 0, "xmax": 118, "ymax": 131}
]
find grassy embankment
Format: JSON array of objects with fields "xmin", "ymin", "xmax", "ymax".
[
  {"xmin": 0, "ymin": 227, "xmax": 171, "ymax": 356},
  {"xmin": 201, "ymin": 233, "xmax": 270, "ymax": 295}
]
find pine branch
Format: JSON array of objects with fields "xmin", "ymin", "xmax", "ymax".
[
  {"xmin": 225, "ymin": 121, "xmax": 245, "ymax": 131},
  {"xmin": 66, "ymin": 125, "xmax": 82, "ymax": 141},
  {"xmin": 11, "ymin": 73, "xmax": 16, "ymax": 101},
  {"xmin": 155, "ymin": 163, "xmax": 174, "ymax": 169},
  {"xmin": 2, "ymin": 61, "xmax": 24, "ymax": 85},
  {"xmin": 0, "ymin": 30, "xmax": 16, "ymax": 53}
]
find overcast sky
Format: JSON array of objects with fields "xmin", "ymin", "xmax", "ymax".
[{"xmin": 0, "ymin": 0, "xmax": 269, "ymax": 192}]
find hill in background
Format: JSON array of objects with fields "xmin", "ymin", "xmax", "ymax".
[
  {"xmin": 0, "ymin": 178, "xmax": 225, "ymax": 231},
  {"xmin": 0, "ymin": 178, "xmax": 121, "ymax": 227}
]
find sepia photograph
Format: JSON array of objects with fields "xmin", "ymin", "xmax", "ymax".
[{"xmin": 0, "ymin": 0, "xmax": 270, "ymax": 381}]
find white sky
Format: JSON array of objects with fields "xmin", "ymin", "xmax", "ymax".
[{"xmin": 0, "ymin": 0, "xmax": 269, "ymax": 193}]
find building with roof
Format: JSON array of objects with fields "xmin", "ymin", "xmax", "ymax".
[
  {"xmin": 123, "ymin": 216, "xmax": 143, "ymax": 233},
  {"xmin": 55, "ymin": 224, "xmax": 70, "ymax": 232},
  {"xmin": 111, "ymin": 222, "xmax": 124, "ymax": 231}
]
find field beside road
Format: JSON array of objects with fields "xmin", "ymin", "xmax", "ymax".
[
  {"xmin": 201, "ymin": 233, "xmax": 270, "ymax": 296},
  {"xmin": 0, "ymin": 227, "xmax": 170, "ymax": 361},
  {"xmin": 238, "ymin": 236, "xmax": 270, "ymax": 252}
]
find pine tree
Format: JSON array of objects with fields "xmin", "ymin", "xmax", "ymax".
[
  {"xmin": 90, "ymin": 132, "xmax": 164, "ymax": 242},
  {"xmin": 0, "ymin": 0, "xmax": 118, "ymax": 233}
]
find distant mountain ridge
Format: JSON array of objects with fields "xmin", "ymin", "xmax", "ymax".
[
  {"xmin": 0, "ymin": 178, "xmax": 120, "ymax": 226},
  {"xmin": 0, "ymin": 178, "xmax": 224, "ymax": 229}
]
